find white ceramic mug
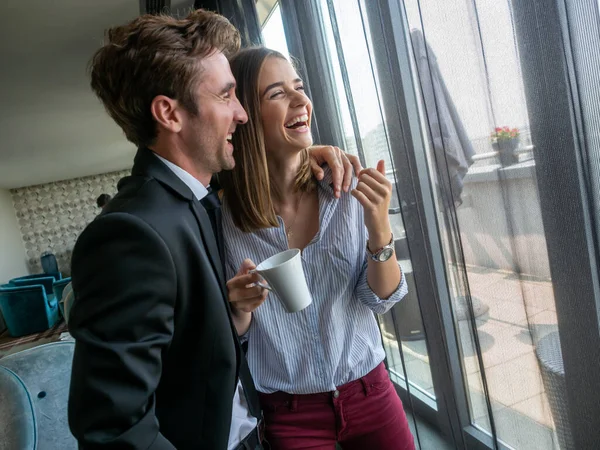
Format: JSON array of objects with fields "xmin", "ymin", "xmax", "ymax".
[{"xmin": 251, "ymin": 249, "xmax": 313, "ymax": 313}]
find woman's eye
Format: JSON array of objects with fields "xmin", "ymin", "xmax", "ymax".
[
  {"xmin": 297, "ymin": 85, "xmax": 305, "ymax": 91},
  {"xmin": 270, "ymin": 91, "xmax": 284, "ymax": 99}
]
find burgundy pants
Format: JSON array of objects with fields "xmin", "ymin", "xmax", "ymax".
[{"xmin": 258, "ymin": 363, "xmax": 415, "ymax": 450}]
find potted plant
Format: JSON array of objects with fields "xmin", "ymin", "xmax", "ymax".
[{"xmin": 490, "ymin": 126, "xmax": 520, "ymax": 167}]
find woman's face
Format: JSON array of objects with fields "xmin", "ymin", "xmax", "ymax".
[{"xmin": 258, "ymin": 56, "xmax": 313, "ymax": 155}]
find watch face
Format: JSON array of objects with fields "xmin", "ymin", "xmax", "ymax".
[{"xmin": 378, "ymin": 247, "xmax": 395, "ymax": 262}]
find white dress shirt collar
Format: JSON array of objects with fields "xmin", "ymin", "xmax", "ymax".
[{"xmin": 153, "ymin": 153, "xmax": 209, "ymax": 201}]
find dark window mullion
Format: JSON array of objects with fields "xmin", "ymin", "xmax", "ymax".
[
  {"xmin": 278, "ymin": 0, "xmax": 345, "ymax": 149},
  {"xmin": 324, "ymin": 0, "xmax": 367, "ymax": 168},
  {"xmin": 364, "ymin": 0, "xmax": 473, "ymax": 448},
  {"xmin": 194, "ymin": 0, "xmax": 263, "ymax": 47}
]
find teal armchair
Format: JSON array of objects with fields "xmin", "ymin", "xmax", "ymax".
[
  {"xmin": 10, "ymin": 272, "xmax": 62, "ymax": 283},
  {"xmin": 0, "ymin": 285, "xmax": 59, "ymax": 337},
  {"xmin": 10, "ymin": 276, "xmax": 56, "ymax": 297}
]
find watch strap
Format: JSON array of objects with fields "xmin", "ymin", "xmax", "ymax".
[{"xmin": 366, "ymin": 233, "xmax": 394, "ymax": 261}]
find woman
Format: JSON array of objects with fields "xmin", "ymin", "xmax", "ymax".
[{"xmin": 220, "ymin": 47, "xmax": 415, "ymax": 450}]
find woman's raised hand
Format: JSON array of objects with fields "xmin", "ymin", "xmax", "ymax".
[{"xmin": 351, "ymin": 160, "xmax": 393, "ymax": 247}]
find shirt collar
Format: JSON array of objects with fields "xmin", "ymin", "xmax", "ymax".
[
  {"xmin": 317, "ymin": 165, "xmax": 336, "ymax": 194},
  {"xmin": 153, "ymin": 153, "xmax": 209, "ymax": 201}
]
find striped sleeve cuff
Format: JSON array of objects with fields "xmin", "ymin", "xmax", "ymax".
[{"xmin": 355, "ymin": 264, "xmax": 409, "ymax": 314}]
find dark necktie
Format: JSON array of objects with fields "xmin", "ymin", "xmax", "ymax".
[
  {"xmin": 200, "ymin": 187, "xmax": 261, "ymax": 419},
  {"xmin": 200, "ymin": 187, "xmax": 224, "ymax": 263}
]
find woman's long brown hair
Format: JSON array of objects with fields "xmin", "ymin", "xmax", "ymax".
[{"xmin": 219, "ymin": 47, "xmax": 315, "ymax": 233}]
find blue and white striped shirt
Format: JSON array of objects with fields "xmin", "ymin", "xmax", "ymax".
[{"xmin": 222, "ymin": 169, "xmax": 408, "ymax": 394}]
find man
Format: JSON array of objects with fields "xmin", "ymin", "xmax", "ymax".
[{"xmin": 69, "ymin": 9, "xmax": 359, "ymax": 450}]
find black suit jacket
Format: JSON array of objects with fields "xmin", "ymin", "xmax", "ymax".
[{"xmin": 68, "ymin": 148, "xmax": 259, "ymax": 449}]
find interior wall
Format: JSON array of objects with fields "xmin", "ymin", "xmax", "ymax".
[
  {"xmin": 0, "ymin": 188, "xmax": 28, "ymax": 283},
  {"xmin": 10, "ymin": 169, "xmax": 129, "ymax": 275}
]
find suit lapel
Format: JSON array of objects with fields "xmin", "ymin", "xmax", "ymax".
[
  {"xmin": 190, "ymin": 200, "xmax": 226, "ymax": 292},
  {"xmin": 192, "ymin": 202, "xmax": 263, "ymax": 418},
  {"xmin": 214, "ymin": 207, "xmax": 225, "ymax": 264},
  {"xmin": 131, "ymin": 148, "xmax": 226, "ymax": 290},
  {"xmin": 192, "ymin": 200, "xmax": 259, "ymax": 411}
]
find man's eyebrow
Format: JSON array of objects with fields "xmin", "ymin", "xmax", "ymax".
[
  {"xmin": 219, "ymin": 82, "xmax": 236, "ymax": 95},
  {"xmin": 262, "ymin": 78, "xmax": 303, "ymax": 96}
]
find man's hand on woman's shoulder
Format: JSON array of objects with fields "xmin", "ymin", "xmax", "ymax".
[{"xmin": 308, "ymin": 145, "xmax": 363, "ymax": 198}]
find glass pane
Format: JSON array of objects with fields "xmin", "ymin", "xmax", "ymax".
[
  {"xmin": 401, "ymin": 0, "xmax": 567, "ymax": 448},
  {"xmin": 256, "ymin": 0, "xmax": 278, "ymax": 26},
  {"xmin": 260, "ymin": 2, "xmax": 290, "ymax": 59},
  {"xmin": 321, "ymin": 0, "xmax": 436, "ymax": 403}
]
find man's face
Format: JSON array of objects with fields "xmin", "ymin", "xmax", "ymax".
[{"xmin": 180, "ymin": 51, "xmax": 248, "ymax": 178}]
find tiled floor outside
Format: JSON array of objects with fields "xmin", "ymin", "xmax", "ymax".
[{"xmin": 382, "ymin": 265, "xmax": 561, "ymax": 450}]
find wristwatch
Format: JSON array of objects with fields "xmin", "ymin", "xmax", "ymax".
[{"xmin": 366, "ymin": 233, "xmax": 395, "ymax": 262}]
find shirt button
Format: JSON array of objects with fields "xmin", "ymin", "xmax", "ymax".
[{"xmin": 333, "ymin": 389, "xmax": 340, "ymax": 398}]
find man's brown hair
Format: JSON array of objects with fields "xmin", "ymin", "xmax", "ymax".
[
  {"xmin": 89, "ymin": 9, "xmax": 240, "ymax": 147},
  {"xmin": 219, "ymin": 47, "xmax": 315, "ymax": 233}
]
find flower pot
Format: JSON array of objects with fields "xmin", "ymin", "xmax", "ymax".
[{"xmin": 492, "ymin": 137, "xmax": 520, "ymax": 167}]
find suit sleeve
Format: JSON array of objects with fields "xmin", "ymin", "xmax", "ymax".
[{"xmin": 68, "ymin": 213, "xmax": 177, "ymax": 449}]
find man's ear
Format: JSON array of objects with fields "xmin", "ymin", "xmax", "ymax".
[{"xmin": 150, "ymin": 95, "xmax": 183, "ymax": 133}]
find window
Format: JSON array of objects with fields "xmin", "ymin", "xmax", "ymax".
[
  {"xmin": 401, "ymin": 0, "xmax": 563, "ymax": 447},
  {"xmin": 260, "ymin": 2, "xmax": 290, "ymax": 60}
]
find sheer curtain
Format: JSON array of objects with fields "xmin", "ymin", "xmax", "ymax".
[{"xmin": 402, "ymin": 0, "xmax": 566, "ymax": 448}]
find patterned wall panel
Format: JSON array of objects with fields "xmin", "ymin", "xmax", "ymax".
[{"xmin": 11, "ymin": 170, "xmax": 130, "ymax": 275}]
